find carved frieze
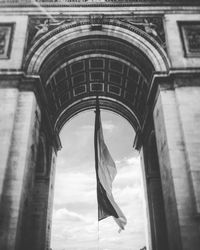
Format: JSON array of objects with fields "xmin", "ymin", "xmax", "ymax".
[
  {"xmin": 179, "ymin": 22, "xmax": 200, "ymax": 57},
  {"xmin": 27, "ymin": 14, "xmax": 166, "ymax": 52},
  {"xmin": 118, "ymin": 15, "xmax": 166, "ymax": 49},
  {"xmin": 0, "ymin": 23, "xmax": 14, "ymax": 59},
  {"xmin": 1, "ymin": 0, "xmax": 200, "ymax": 5},
  {"xmin": 27, "ymin": 17, "xmax": 72, "ymax": 49}
]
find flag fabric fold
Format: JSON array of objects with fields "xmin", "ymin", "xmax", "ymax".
[{"xmin": 94, "ymin": 100, "xmax": 127, "ymax": 231}]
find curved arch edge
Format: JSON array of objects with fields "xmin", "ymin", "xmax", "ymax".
[{"xmin": 24, "ymin": 20, "xmax": 170, "ymax": 74}]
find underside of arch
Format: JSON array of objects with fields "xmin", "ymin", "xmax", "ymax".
[
  {"xmin": 46, "ymin": 54, "xmax": 147, "ymax": 132},
  {"xmin": 24, "ymin": 21, "xmax": 170, "ymax": 133}
]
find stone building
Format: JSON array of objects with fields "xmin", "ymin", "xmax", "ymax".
[{"xmin": 0, "ymin": 1, "xmax": 200, "ymax": 250}]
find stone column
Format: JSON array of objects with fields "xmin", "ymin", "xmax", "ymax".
[
  {"xmin": 140, "ymin": 120, "xmax": 168, "ymax": 250},
  {"xmin": 0, "ymin": 86, "xmax": 41, "ymax": 250},
  {"xmin": 45, "ymin": 150, "xmax": 57, "ymax": 250},
  {"xmin": 153, "ymin": 77, "xmax": 200, "ymax": 250},
  {"xmin": 29, "ymin": 139, "xmax": 57, "ymax": 250},
  {"xmin": 174, "ymin": 78, "xmax": 200, "ymax": 215}
]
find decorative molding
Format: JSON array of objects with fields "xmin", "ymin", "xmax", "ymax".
[
  {"xmin": 179, "ymin": 22, "xmax": 200, "ymax": 57},
  {"xmin": 26, "ymin": 15, "xmax": 166, "ymax": 56},
  {"xmin": 1, "ymin": 0, "xmax": 200, "ymax": 7},
  {"xmin": 0, "ymin": 23, "xmax": 14, "ymax": 59},
  {"xmin": 89, "ymin": 14, "xmax": 104, "ymax": 30}
]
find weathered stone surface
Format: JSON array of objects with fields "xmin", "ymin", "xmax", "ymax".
[
  {"xmin": 1, "ymin": 0, "xmax": 200, "ymax": 5},
  {"xmin": 0, "ymin": 3, "xmax": 200, "ymax": 250},
  {"xmin": 175, "ymin": 85, "xmax": 200, "ymax": 213},
  {"xmin": 0, "ymin": 16, "xmax": 28, "ymax": 70},
  {"xmin": 165, "ymin": 14, "xmax": 200, "ymax": 68},
  {"xmin": 0, "ymin": 90, "xmax": 39, "ymax": 250},
  {"xmin": 154, "ymin": 86, "xmax": 200, "ymax": 250},
  {"xmin": 0, "ymin": 88, "xmax": 19, "ymax": 199}
]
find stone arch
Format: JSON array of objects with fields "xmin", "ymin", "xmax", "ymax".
[
  {"xmin": 0, "ymin": 6, "xmax": 200, "ymax": 250},
  {"xmin": 22, "ymin": 20, "xmax": 171, "ymax": 250},
  {"xmin": 144, "ymin": 129, "xmax": 168, "ymax": 250},
  {"xmin": 24, "ymin": 20, "xmax": 170, "ymax": 134},
  {"xmin": 25, "ymin": 20, "xmax": 170, "ymax": 74}
]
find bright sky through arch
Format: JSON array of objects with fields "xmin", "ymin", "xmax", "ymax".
[{"xmin": 51, "ymin": 110, "xmax": 147, "ymax": 250}]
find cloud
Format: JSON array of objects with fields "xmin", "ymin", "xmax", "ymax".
[
  {"xmin": 113, "ymin": 186, "xmax": 142, "ymax": 205},
  {"xmin": 102, "ymin": 121, "xmax": 116, "ymax": 132},
  {"xmin": 53, "ymin": 171, "xmax": 97, "ymax": 209},
  {"xmin": 52, "ymin": 206, "xmax": 99, "ymax": 249},
  {"xmin": 53, "ymin": 208, "xmax": 90, "ymax": 223},
  {"xmin": 52, "ymin": 214, "xmax": 98, "ymax": 250},
  {"xmin": 76, "ymin": 122, "xmax": 115, "ymax": 133},
  {"xmin": 52, "ymin": 156, "xmax": 146, "ymax": 249},
  {"xmin": 116, "ymin": 155, "xmax": 141, "ymax": 169},
  {"xmin": 114, "ymin": 156, "xmax": 143, "ymax": 189},
  {"xmin": 51, "ymin": 112, "xmax": 147, "ymax": 250}
]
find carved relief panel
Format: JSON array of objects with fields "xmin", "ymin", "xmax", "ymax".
[
  {"xmin": 27, "ymin": 14, "xmax": 166, "ymax": 51},
  {"xmin": 0, "ymin": 23, "xmax": 14, "ymax": 59},
  {"xmin": 179, "ymin": 22, "xmax": 200, "ymax": 57},
  {"xmin": 118, "ymin": 15, "xmax": 166, "ymax": 49}
]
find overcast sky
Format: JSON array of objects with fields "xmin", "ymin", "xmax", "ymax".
[{"xmin": 51, "ymin": 110, "xmax": 147, "ymax": 250}]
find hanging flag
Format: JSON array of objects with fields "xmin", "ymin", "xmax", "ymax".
[{"xmin": 94, "ymin": 98, "xmax": 127, "ymax": 232}]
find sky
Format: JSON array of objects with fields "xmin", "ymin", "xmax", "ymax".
[{"xmin": 51, "ymin": 110, "xmax": 147, "ymax": 250}]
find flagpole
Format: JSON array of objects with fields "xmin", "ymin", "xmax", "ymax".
[
  {"xmin": 94, "ymin": 95, "xmax": 100, "ymax": 184},
  {"xmin": 94, "ymin": 96, "xmax": 100, "ymax": 250},
  {"xmin": 98, "ymin": 220, "xmax": 100, "ymax": 250}
]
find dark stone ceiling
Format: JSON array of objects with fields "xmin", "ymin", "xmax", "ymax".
[
  {"xmin": 34, "ymin": 35, "xmax": 155, "ymax": 132},
  {"xmin": 40, "ymin": 36, "xmax": 154, "ymax": 84},
  {"xmin": 46, "ymin": 56, "xmax": 148, "ymax": 131}
]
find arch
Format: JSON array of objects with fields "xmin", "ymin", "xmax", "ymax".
[
  {"xmin": 24, "ymin": 22, "xmax": 170, "ymax": 249},
  {"xmin": 24, "ymin": 20, "xmax": 170, "ymax": 135},
  {"xmin": 0, "ymin": 7, "xmax": 199, "ymax": 250},
  {"xmin": 56, "ymin": 96, "xmax": 140, "ymax": 133},
  {"xmin": 25, "ymin": 20, "xmax": 170, "ymax": 74}
]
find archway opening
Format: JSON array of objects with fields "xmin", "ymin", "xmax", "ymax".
[
  {"xmin": 51, "ymin": 110, "xmax": 147, "ymax": 250},
  {"xmin": 25, "ymin": 23, "xmax": 170, "ymax": 250}
]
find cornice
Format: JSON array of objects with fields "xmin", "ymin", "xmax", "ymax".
[
  {"xmin": 0, "ymin": 4, "xmax": 200, "ymax": 18},
  {"xmin": 1, "ymin": 1, "xmax": 200, "ymax": 9},
  {"xmin": 0, "ymin": 0, "xmax": 200, "ymax": 9}
]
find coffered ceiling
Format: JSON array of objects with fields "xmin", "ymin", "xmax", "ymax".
[
  {"xmin": 33, "ymin": 34, "xmax": 156, "ymax": 131},
  {"xmin": 46, "ymin": 56, "xmax": 148, "ymax": 131}
]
